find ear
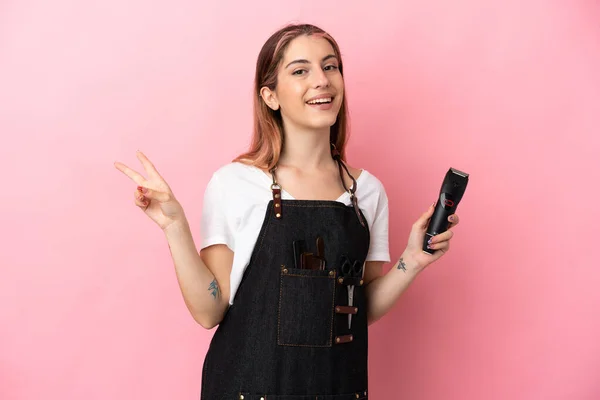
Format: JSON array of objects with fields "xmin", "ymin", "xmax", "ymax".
[{"xmin": 260, "ymin": 86, "xmax": 280, "ymax": 111}]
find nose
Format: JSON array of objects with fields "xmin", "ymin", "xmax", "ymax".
[{"xmin": 312, "ymin": 67, "xmax": 330, "ymax": 88}]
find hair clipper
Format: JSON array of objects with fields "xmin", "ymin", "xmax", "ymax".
[{"xmin": 423, "ymin": 167, "xmax": 469, "ymax": 255}]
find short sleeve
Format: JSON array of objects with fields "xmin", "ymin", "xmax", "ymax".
[
  {"xmin": 365, "ymin": 185, "xmax": 391, "ymax": 262},
  {"xmin": 200, "ymin": 172, "xmax": 235, "ymax": 251}
]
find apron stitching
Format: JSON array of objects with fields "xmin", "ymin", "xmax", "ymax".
[
  {"xmin": 277, "ymin": 270, "xmax": 336, "ymax": 347},
  {"xmin": 329, "ymin": 270, "xmax": 336, "ymax": 345},
  {"xmin": 284, "ymin": 204, "xmax": 349, "ymax": 208},
  {"xmin": 253, "ymin": 207, "xmax": 273, "ymax": 264},
  {"xmin": 277, "ymin": 343, "xmax": 332, "ymax": 348},
  {"xmin": 277, "ymin": 270, "xmax": 283, "ymax": 345},
  {"xmin": 280, "ymin": 204, "xmax": 370, "ymax": 228},
  {"xmin": 235, "ymin": 206, "xmax": 273, "ymax": 303}
]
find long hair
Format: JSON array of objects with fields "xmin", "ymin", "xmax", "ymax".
[{"xmin": 233, "ymin": 23, "xmax": 350, "ymax": 170}]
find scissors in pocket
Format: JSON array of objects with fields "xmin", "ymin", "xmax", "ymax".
[{"xmin": 341, "ymin": 256, "xmax": 363, "ymax": 329}]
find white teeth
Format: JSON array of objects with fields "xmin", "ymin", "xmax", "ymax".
[{"xmin": 307, "ymin": 97, "xmax": 332, "ymax": 104}]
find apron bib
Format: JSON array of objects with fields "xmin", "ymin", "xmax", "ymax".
[{"xmin": 201, "ymin": 150, "xmax": 371, "ymax": 400}]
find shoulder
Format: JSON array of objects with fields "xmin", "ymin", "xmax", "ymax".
[
  {"xmin": 350, "ymin": 167, "xmax": 391, "ymax": 262},
  {"xmin": 211, "ymin": 161, "xmax": 255, "ymax": 181},
  {"xmin": 207, "ymin": 161, "xmax": 269, "ymax": 190},
  {"xmin": 349, "ymin": 165, "xmax": 387, "ymax": 203},
  {"xmin": 206, "ymin": 161, "xmax": 272, "ymax": 209},
  {"xmin": 353, "ymin": 167, "xmax": 389, "ymax": 222}
]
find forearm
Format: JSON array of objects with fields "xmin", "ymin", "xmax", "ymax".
[
  {"xmin": 365, "ymin": 252, "xmax": 422, "ymax": 325},
  {"xmin": 163, "ymin": 220, "xmax": 227, "ymax": 328}
]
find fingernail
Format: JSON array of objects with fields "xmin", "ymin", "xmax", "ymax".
[
  {"xmin": 449, "ymin": 215, "xmax": 454, "ymax": 221},
  {"xmin": 428, "ymin": 237, "xmax": 433, "ymax": 244}
]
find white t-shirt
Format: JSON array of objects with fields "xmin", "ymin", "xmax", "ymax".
[{"xmin": 200, "ymin": 162, "xmax": 391, "ymax": 305}]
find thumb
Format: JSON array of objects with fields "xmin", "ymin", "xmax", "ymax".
[
  {"xmin": 141, "ymin": 186, "xmax": 172, "ymax": 203},
  {"xmin": 417, "ymin": 202, "xmax": 436, "ymax": 228}
]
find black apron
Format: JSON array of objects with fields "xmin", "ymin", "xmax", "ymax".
[{"xmin": 201, "ymin": 149, "xmax": 371, "ymax": 400}]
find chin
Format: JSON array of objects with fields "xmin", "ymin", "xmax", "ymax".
[
  {"xmin": 307, "ymin": 116, "xmax": 338, "ymax": 130},
  {"xmin": 286, "ymin": 107, "xmax": 342, "ymax": 131},
  {"xmin": 307, "ymin": 109, "xmax": 342, "ymax": 129}
]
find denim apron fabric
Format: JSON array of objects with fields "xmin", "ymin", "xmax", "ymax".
[{"xmin": 201, "ymin": 151, "xmax": 371, "ymax": 400}]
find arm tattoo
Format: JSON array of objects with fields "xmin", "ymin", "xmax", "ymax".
[
  {"xmin": 208, "ymin": 279, "xmax": 220, "ymax": 299},
  {"xmin": 397, "ymin": 257, "xmax": 407, "ymax": 272}
]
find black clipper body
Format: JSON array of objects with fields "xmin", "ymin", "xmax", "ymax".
[{"xmin": 423, "ymin": 167, "xmax": 469, "ymax": 255}]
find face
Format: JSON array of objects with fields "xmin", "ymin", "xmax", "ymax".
[{"xmin": 261, "ymin": 35, "xmax": 344, "ymax": 133}]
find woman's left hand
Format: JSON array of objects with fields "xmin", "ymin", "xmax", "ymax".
[{"xmin": 402, "ymin": 203, "xmax": 460, "ymax": 272}]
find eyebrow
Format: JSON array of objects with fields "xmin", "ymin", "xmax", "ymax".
[{"xmin": 285, "ymin": 54, "xmax": 338, "ymax": 69}]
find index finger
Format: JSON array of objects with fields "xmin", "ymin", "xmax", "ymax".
[
  {"xmin": 448, "ymin": 214, "xmax": 459, "ymax": 228},
  {"xmin": 114, "ymin": 161, "xmax": 147, "ymax": 185}
]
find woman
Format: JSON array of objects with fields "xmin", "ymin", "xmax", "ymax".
[{"xmin": 115, "ymin": 23, "xmax": 459, "ymax": 400}]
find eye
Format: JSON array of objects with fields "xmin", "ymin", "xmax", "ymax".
[
  {"xmin": 292, "ymin": 69, "xmax": 307, "ymax": 75},
  {"xmin": 324, "ymin": 65, "xmax": 339, "ymax": 71}
]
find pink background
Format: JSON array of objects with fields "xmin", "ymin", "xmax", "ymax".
[{"xmin": 1, "ymin": 0, "xmax": 599, "ymax": 399}]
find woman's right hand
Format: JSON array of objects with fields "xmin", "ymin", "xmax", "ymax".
[{"xmin": 114, "ymin": 150, "xmax": 186, "ymax": 231}]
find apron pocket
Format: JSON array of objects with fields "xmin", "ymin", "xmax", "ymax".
[
  {"xmin": 238, "ymin": 391, "xmax": 367, "ymax": 399},
  {"xmin": 277, "ymin": 266, "xmax": 337, "ymax": 347}
]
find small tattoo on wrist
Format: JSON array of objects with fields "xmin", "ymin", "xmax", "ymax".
[
  {"xmin": 397, "ymin": 257, "xmax": 407, "ymax": 272},
  {"xmin": 208, "ymin": 279, "xmax": 220, "ymax": 299}
]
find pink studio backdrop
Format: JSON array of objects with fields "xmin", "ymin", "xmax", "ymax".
[{"xmin": 1, "ymin": 0, "xmax": 599, "ymax": 399}]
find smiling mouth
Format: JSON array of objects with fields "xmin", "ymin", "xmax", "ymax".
[{"xmin": 306, "ymin": 97, "xmax": 333, "ymax": 105}]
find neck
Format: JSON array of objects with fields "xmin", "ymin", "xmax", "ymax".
[{"xmin": 278, "ymin": 125, "xmax": 335, "ymax": 171}]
